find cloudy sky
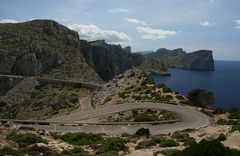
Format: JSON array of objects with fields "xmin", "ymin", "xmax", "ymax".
[{"xmin": 0, "ymin": 0, "xmax": 240, "ymax": 60}]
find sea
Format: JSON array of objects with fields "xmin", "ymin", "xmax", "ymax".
[{"xmin": 152, "ymin": 60, "xmax": 240, "ymax": 109}]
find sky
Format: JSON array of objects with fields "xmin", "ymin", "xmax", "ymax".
[{"xmin": 0, "ymin": 0, "xmax": 240, "ymax": 60}]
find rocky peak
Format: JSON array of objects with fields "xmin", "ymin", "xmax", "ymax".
[{"xmin": 123, "ymin": 46, "xmax": 131, "ymax": 53}]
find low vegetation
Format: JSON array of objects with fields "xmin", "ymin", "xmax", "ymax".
[
  {"xmin": 135, "ymin": 128, "xmax": 150, "ymax": 136},
  {"xmin": 96, "ymin": 137, "xmax": 127, "ymax": 155},
  {"xmin": 154, "ymin": 149, "xmax": 181, "ymax": 156},
  {"xmin": 177, "ymin": 139, "xmax": 240, "ymax": 156},
  {"xmin": 55, "ymin": 132, "xmax": 127, "ymax": 155},
  {"xmin": 116, "ymin": 75, "xmax": 178, "ymax": 103},
  {"xmin": 216, "ymin": 119, "xmax": 239, "ymax": 125},
  {"xmin": 231, "ymin": 123, "xmax": 240, "ymax": 132},
  {"xmin": 54, "ymin": 132, "xmax": 104, "ymax": 146},
  {"xmin": 0, "ymin": 145, "xmax": 58, "ymax": 156},
  {"xmin": 3, "ymin": 83, "xmax": 90, "ymax": 119},
  {"xmin": 155, "ymin": 139, "xmax": 240, "ymax": 156},
  {"xmin": 187, "ymin": 89, "xmax": 214, "ymax": 109},
  {"xmin": 135, "ymin": 135, "xmax": 179, "ymax": 149},
  {"xmin": 7, "ymin": 132, "xmax": 48, "ymax": 147},
  {"xmin": 61, "ymin": 147, "xmax": 91, "ymax": 156},
  {"xmin": 172, "ymin": 132, "xmax": 196, "ymax": 146}
]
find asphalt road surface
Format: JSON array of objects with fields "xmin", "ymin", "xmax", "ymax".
[{"xmin": 23, "ymin": 102, "xmax": 213, "ymax": 135}]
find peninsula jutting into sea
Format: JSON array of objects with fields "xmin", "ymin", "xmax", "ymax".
[{"xmin": 0, "ymin": 0, "xmax": 240, "ymax": 156}]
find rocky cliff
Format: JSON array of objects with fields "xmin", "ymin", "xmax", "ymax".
[
  {"xmin": 80, "ymin": 40, "xmax": 167, "ymax": 80},
  {"xmin": 145, "ymin": 48, "xmax": 215, "ymax": 71}
]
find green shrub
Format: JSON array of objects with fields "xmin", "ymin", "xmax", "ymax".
[
  {"xmin": 61, "ymin": 147, "xmax": 90, "ymax": 156},
  {"xmin": 132, "ymin": 95, "xmax": 141, "ymax": 101},
  {"xmin": 216, "ymin": 119, "xmax": 228, "ymax": 125},
  {"xmin": 179, "ymin": 139, "xmax": 240, "ymax": 156},
  {"xmin": 162, "ymin": 86, "xmax": 172, "ymax": 93},
  {"xmin": 135, "ymin": 136, "xmax": 178, "ymax": 148},
  {"xmin": 231, "ymin": 124, "xmax": 240, "ymax": 132},
  {"xmin": 135, "ymin": 128, "xmax": 150, "ymax": 136},
  {"xmin": 7, "ymin": 132, "xmax": 48, "ymax": 147},
  {"xmin": 216, "ymin": 119, "xmax": 239, "ymax": 125},
  {"xmin": 187, "ymin": 89, "xmax": 214, "ymax": 108},
  {"xmin": 21, "ymin": 145, "xmax": 58, "ymax": 155},
  {"xmin": 18, "ymin": 126, "xmax": 36, "ymax": 131},
  {"xmin": 172, "ymin": 132, "xmax": 190, "ymax": 142},
  {"xmin": 228, "ymin": 112, "xmax": 240, "ymax": 119},
  {"xmin": 104, "ymin": 97, "xmax": 112, "ymax": 103},
  {"xmin": 135, "ymin": 139, "xmax": 156, "ymax": 149},
  {"xmin": 55, "ymin": 132, "xmax": 104, "ymax": 146},
  {"xmin": 217, "ymin": 133, "xmax": 227, "ymax": 141},
  {"xmin": 0, "ymin": 147, "xmax": 22, "ymax": 156},
  {"xmin": 162, "ymin": 112, "xmax": 174, "ymax": 120},
  {"xmin": 150, "ymin": 92, "xmax": 162, "ymax": 100},
  {"xmin": 183, "ymin": 137, "xmax": 197, "ymax": 146},
  {"xmin": 133, "ymin": 114, "xmax": 158, "ymax": 122},
  {"xmin": 118, "ymin": 92, "xmax": 128, "ymax": 99},
  {"xmin": 154, "ymin": 149, "xmax": 181, "ymax": 156},
  {"xmin": 96, "ymin": 137, "xmax": 127, "ymax": 154},
  {"xmin": 132, "ymin": 87, "xmax": 141, "ymax": 92},
  {"xmin": 226, "ymin": 120, "xmax": 239, "ymax": 125},
  {"xmin": 159, "ymin": 139, "xmax": 179, "ymax": 147}
]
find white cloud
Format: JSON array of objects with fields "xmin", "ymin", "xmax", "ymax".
[
  {"xmin": 136, "ymin": 26, "xmax": 177, "ymax": 40},
  {"xmin": 0, "ymin": 19, "xmax": 19, "ymax": 23},
  {"xmin": 68, "ymin": 24, "xmax": 132, "ymax": 45},
  {"xmin": 123, "ymin": 17, "xmax": 147, "ymax": 26},
  {"xmin": 108, "ymin": 8, "xmax": 130, "ymax": 13},
  {"xmin": 235, "ymin": 20, "xmax": 240, "ymax": 29},
  {"xmin": 200, "ymin": 21, "xmax": 214, "ymax": 27}
]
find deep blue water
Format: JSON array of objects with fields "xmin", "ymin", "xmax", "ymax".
[{"xmin": 152, "ymin": 60, "xmax": 240, "ymax": 109}]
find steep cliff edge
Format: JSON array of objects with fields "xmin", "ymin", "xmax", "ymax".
[
  {"xmin": 0, "ymin": 20, "xmax": 102, "ymax": 82},
  {"xmin": 145, "ymin": 48, "xmax": 215, "ymax": 71}
]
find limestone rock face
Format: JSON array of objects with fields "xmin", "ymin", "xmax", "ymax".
[
  {"xmin": 80, "ymin": 40, "xmax": 144, "ymax": 81},
  {"xmin": 145, "ymin": 48, "xmax": 215, "ymax": 71},
  {"xmin": 0, "ymin": 19, "xmax": 80, "ymax": 76}
]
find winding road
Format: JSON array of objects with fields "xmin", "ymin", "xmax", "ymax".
[{"xmin": 26, "ymin": 102, "xmax": 212, "ymax": 135}]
